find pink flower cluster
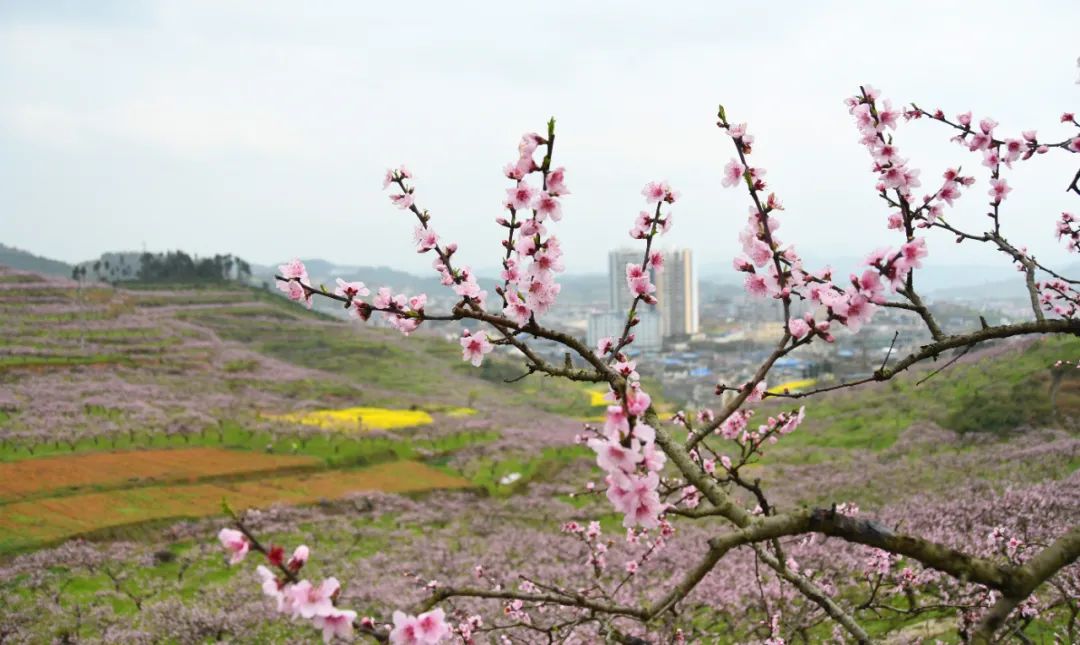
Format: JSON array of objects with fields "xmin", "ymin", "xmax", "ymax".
[
  {"xmin": 217, "ymin": 529, "xmax": 359, "ymax": 643},
  {"xmin": 620, "ymin": 182, "xmax": 677, "ymax": 315},
  {"xmin": 276, "ymin": 259, "xmax": 312, "ymax": 308},
  {"xmin": 498, "ymin": 132, "xmax": 569, "ymax": 325},
  {"xmin": 587, "ymin": 370, "xmax": 666, "ymax": 528},
  {"xmin": 713, "ymin": 404, "xmax": 805, "ymax": 449},
  {"xmin": 371, "ymin": 288, "xmax": 428, "ymax": 336},
  {"xmin": 389, "ymin": 609, "xmax": 450, "ymax": 644},
  {"xmin": 562, "ymin": 519, "xmax": 613, "ymax": 572},
  {"xmin": 382, "ymin": 168, "xmax": 487, "ymax": 307},
  {"xmin": 1056, "ymin": 212, "xmax": 1079, "ymax": 253},
  {"xmin": 1037, "ymin": 278, "xmax": 1079, "ymax": 319},
  {"xmin": 276, "ymin": 259, "xmax": 429, "ymax": 337},
  {"xmin": 384, "ymin": 165, "xmax": 415, "ymax": 210}
]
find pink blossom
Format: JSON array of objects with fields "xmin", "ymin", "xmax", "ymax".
[
  {"xmin": 459, "ymin": 330, "xmax": 493, "ymax": 367},
  {"xmin": 389, "ymin": 193, "xmax": 415, "ymax": 210},
  {"xmin": 744, "ymin": 273, "xmax": 769, "ymax": 297},
  {"xmin": 547, "ymin": 166, "xmax": 570, "ymax": 196},
  {"xmin": 519, "ymin": 131, "xmax": 544, "ymax": 156},
  {"xmin": 278, "ymin": 258, "xmax": 308, "ymax": 282},
  {"xmin": 1002, "ymin": 138, "xmax": 1026, "ymax": 164},
  {"xmin": 382, "ymin": 165, "xmax": 411, "ymax": 189},
  {"xmin": 413, "ymin": 226, "xmax": 439, "ymax": 253},
  {"xmin": 641, "ymin": 440, "xmax": 666, "ymax": 471},
  {"xmin": 289, "ymin": 577, "xmax": 340, "ymax": 619},
  {"xmin": 876, "ymin": 100, "xmax": 900, "ymax": 130},
  {"xmin": 641, "ymin": 180, "xmax": 677, "ymax": 204},
  {"xmin": 276, "ymin": 260, "xmax": 312, "ymax": 306},
  {"xmin": 503, "ymin": 159, "xmax": 529, "ymax": 181},
  {"xmin": 898, "ymin": 238, "xmax": 928, "ymax": 271},
  {"xmin": 842, "ymin": 293, "xmax": 876, "ymax": 332},
  {"xmin": 390, "ymin": 609, "xmax": 448, "ymax": 644},
  {"xmin": 625, "ymin": 386, "xmax": 651, "ymax": 416},
  {"xmin": 256, "ymin": 565, "xmax": 283, "ymax": 604},
  {"xmin": 390, "ymin": 611, "xmax": 423, "ymax": 644},
  {"xmin": 334, "ymin": 278, "xmax": 369, "ymax": 300},
  {"xmin": 968, "ymin": 131, "xmax": 992, "ymax": 152},
  {"xmin": 989, "ymin": 178, "xmax": 1012, "ymax": 203},
  {"xmin": 372, "ymin": 287, "xmax": 393, "ymax": 310},
  {"xmin": 534, "ymin": 192, "xmax": 562, "ymax": 221},
  {"xmin": 217, "ymin": 528, "xmax": 249, "ymax": 565},
  {"xmin": 590, "ymin": 436, "xmax": 643, "ymax": 473},
  {"xmin": 629, "ymin": 211, "xmax": 653, "ymax": 239},
  {"xmin": 626, "ymin": 264, "xmax": 655, "ymax": 298},
  {"xmin": 416, "ymin": 608, "xmax": 450, "ymax": 643},
  {"xmin": 604, "ymin": 405, "xmax": 630, "ymax": 438},
  {"xmin": 612, "ymin": 471, "xmax": 664, "ymax": 529},
  {"xmin": 788, "ymin": 317, "xmax": 811, "ymax": 340},
  {"xmin": 614, "ymin": 360, "xmax": 639, "ymax": 380},
  {"xmin": 312, "ymin": 609, "xmax": 358, "ymax": 643},
  {"xmin": 937, "ymin": 180, "xmax": 961, "ymax": 206},
  {"xmin": 502, "ymin": 291, "xmax": 532, "ymax": 325},
  {"xmin": 722, "ymin": 159, "xmax": 747, "ymax": 188},
  {"xmin": 279, "ymin": 280, "xmax": 310, "ymax": 306},
  {"xmin": 288, "ymin": 545, "xmax": 310, "ymax": 570},
  {"xmin": 506, "ymin": 182, "xmax": 537, "ymax": 210}
]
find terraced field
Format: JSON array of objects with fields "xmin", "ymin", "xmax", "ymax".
[
  {"xmin": 0, "ymin": 448, "xmax": 321, "ymax": 502},
  {"xmin": 0, "ymin": 460, "xmax": 469, "ymax": 552}
]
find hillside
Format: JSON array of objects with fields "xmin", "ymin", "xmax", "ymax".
[
  {"xmin": 0, "ymin": 244, "xmax": 72, "ymax": 278},
  {"xmin": 1, "ymin": 265, "xmax": 1078, "ymax": 643},
  {"xmin": 0, "ymin": 265, "xmax": 596, "ymax": 552}
]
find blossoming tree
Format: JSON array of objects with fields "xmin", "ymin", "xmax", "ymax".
[{"xmin": 220, "ymin": 87, "xmax": 1080, "ymax": 644}]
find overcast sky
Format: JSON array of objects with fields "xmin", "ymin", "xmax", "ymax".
[{"xmin": 2, "ymin": 1, "xmax": 1078, "ymax": 278}]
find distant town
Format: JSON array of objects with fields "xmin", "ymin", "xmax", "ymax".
[{"xmin": 1, "ymin": 242, "xmax": 1055, "ymax": 409}]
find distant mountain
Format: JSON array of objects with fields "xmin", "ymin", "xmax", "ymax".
[{"xmin": 0, "ymin": 244, "xmax": 72, "ymax": 277}]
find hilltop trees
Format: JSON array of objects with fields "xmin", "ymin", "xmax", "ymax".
[{"xmin": 71, "ymin": 251, "xmax": 252, "ymax": 284}]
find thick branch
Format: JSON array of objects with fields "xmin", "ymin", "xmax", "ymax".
[
  {"xmin": 971, "ymin": 525, "xmax": 1080, "ymax": 643},
  {"xmin": 762, "ymin": 318, "xmax": 1080, "ymax": 400}
]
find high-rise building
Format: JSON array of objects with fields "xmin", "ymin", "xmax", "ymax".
[
  {"xmin": 607, "ymin": 248, "xmax": 698, "ymax": 340},
  {"xmin": 657, "ymin": 249, "xmax": 699, "ymax": 338},
  {"xmin": 608, "ymin": 249, "xmax": 644, "ymax": 314},
  {"xmin": 587, "ymin": 310, "xmax": 662, "ymax": 352}
]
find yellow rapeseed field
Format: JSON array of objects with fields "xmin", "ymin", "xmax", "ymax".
[
  {"xmin": 265, "ymin": 406, "xmax": 434, "ymax": 431},
  {"xmin": 767, "ymin": 378, "xmax": 817, "ymax": 394}
]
